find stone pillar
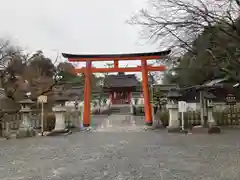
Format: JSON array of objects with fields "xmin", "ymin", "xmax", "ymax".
[
  {"xmin": 166, "ymin": 103, "xmax": 180, "ymax": 132},
  {"xmin": 130, "ymin": 105, "xmax": 134, "ymax": 114},
  {"xmin": 207, "ymin": 104, "xmax": 216, "ymax": 126},
  {"xmin": 200, "ymin": 91, "xmax": 208, "ymax": 127},
  {"xmin": 4, "ymin": 121, "xmax": 10, "ymax": 139},
  {"xmin": 52, "ymin": 105, "xmax": 66, "ymax": 131},
  {"xmin": 152, "ymin": 106, "xmax": 155, "ymax": 122},
  {"xmin": 207, "ymin": 103, "xmax": 221, "ymax": 133},
  {"xmin": 153, "ymin": 106, "xmax": 163, "ymax": 128},
  {"xmin": 73, "ymin": 101, "xmax": 81, "ymax": 129}
]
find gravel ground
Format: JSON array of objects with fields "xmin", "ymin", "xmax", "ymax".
[{"xmin": 0, "ymin": 115, "xmax": 240, "ymax": 180}]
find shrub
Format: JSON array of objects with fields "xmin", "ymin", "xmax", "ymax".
[
  {"xmin": 156, "ymin": 111, "xmax": 169, "ymax": 127},
  {"xmin": 44, "ymin": 113, "xmax": 55, "ymax": 131}
]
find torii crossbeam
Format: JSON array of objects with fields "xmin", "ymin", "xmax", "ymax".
[{"xmin": 62, "ymin": 50, "xmax": 171, "ymax": 127}]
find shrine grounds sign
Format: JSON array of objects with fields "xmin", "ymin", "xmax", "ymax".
[
  {"xmin": 225, "ymin": 94, "xmax": 236, "ymax": 125},
  {"xmin": 225, "ymin": 94, "xmax": 236, "ymax": 105},
  {"xmin": 38, "ymin": 95, "xmax": 48, "ymax": 136},
  {"xmin": 178, "ymin": 101, "xmax": 187, "ymax": 130}
]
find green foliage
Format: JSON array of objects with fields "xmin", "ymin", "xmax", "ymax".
[
  {"xmin": 28, "ymin": 51, "xmax": 55, "ymax": 77},
  {"xmin": 165, "ymin": 18, "xmax": 240, "ymax": 86}
]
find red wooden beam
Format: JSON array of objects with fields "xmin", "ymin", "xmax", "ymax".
[
  {"xmin": 75, "ymin": 66, "xmax": 166, "ymax": 73},
  {"xmin": 114, "ymin": 60, "xmax": 118, "ymax": 68}
]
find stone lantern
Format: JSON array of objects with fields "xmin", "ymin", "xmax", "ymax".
[
  {"xmin": 52, "ymin": 96, "xmax": 68, "ymax": 132},
  {"xmin": 16, "ymin": 98, "xmax": 36, "ymax": 138},
  {"xmin": 204, "ymin": 92, "xmax": 216, "ymax": 126},
  {"xmin": 166, "ymin": 90, "xmax": 182, "ymax": 132}
]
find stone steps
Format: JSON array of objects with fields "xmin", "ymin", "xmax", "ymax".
[
  {"xmin": 109, "ymin": 105, "xmax": 131, "ymax": 115},
  {"xmin": 94, "ymin": 114, "xmax": 146, "ymax": 132}
]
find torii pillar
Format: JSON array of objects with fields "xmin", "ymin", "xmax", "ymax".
[
  {"xmin": 83, "ymin": 61, "xmax": 92, "ymax": 127},
  {"xmin": 141, "ymin": 59, "xmax": 153, "ymax": 125}
]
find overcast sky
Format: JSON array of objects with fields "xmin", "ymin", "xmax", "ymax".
[{"xmin": 0, "ymin": 0, "xmax": 161, "ymax": 69}]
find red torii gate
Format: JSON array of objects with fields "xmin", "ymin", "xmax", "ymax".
[{"xmin": 62, "ymin": 50, "xmax": 170, "ymax": 127}]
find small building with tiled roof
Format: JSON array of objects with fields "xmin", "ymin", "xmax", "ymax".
[{"xmin": 103, "ymin": 72, "xmax": 140, "ymax": 104}]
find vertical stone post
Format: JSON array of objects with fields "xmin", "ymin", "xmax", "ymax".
[
  {"xmin": 200, "ymin": 91, "xmax": 210, "ymax": 127},
  {"xmin": 74, "ymin": 100, "xmax": 81, "ymax": 129},
  {"xmin": 207, "ymin": 103, "xmax": 216, "ymax": 126},
  {"xmin": 130, "ymin": 105, "xmax": 134, "ymax": 114},
  {"xmin": 207, "ymin": 102, "xmax": 221, "ymax": 133},
  {"xmin": 80, "ymin": 104, "xmax": 84, "ymax": 128}
]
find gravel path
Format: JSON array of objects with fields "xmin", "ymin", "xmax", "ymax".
[{"xmin": 0, "ymin": 115, "xmax": 240, "ymax": 180}]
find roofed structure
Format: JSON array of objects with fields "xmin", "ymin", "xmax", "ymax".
[
  {"xmin": 177, "ymin": 78, "xmax": 240, "ymax": 102},
  {"xmin": 103, "ymin": 73, "xmax": 139, "ymax": 89}
]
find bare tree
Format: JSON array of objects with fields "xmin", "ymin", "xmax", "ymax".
[
  {"xmin": 129, "ymin": 0, "xmax": 240, "ymax": 54},
  {"xmin": 128, "ymin": 0, "xmax": 240, "ymax": 85}
]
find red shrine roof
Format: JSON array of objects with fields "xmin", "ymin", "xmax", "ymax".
[
  {"xmin": 62, "ymin": 50, "xmax": 171, "ymax": 61},
  {"xmin": 104, "ymin": 74, "xmax": 139, "ymax": 88}
]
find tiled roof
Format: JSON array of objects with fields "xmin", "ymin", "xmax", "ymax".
[
  {"xmin": 104, "ymin": 74, "xmax": 139, "ymax": 88},
  {"xmin": 62, "ymin": 50, "xmax": 171, "ymax": 59}
]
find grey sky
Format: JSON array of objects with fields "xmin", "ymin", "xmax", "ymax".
[{"xmin": 0, "ymin": 0, "xmax": 160, "ymax": 69}]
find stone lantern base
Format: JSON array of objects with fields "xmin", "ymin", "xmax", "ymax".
[
  {"xmin": 16, "ymin": 113, "xmax": 36, "ymax": 139},
  {"xmin": 166, "ymin": 104, "xmax": 181, "ymax": 132},
  {"xmin": 190, "ymin": 104, "xmax": 221, "ymax": 134},
  {"xmin": 16, "ymin": 126, "xmax": 36, "ymax": 138},
  {"xmin": 46, "ymin": 106, "xmax": 72, "ymax": 136}
]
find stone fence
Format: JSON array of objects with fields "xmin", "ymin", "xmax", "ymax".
[{"xmin": 157, "ymin": 107, "xmax": 240, "ymax": 127}]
